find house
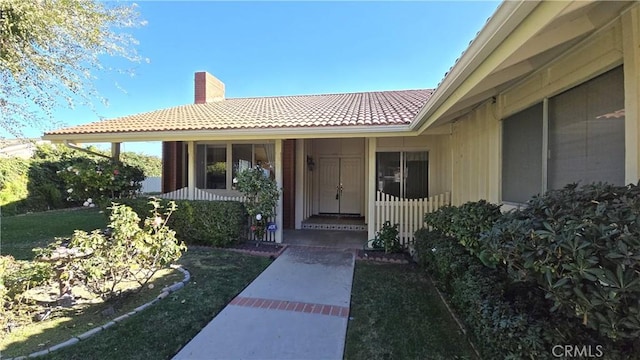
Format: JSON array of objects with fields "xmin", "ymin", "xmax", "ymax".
[
  {"xmin": 0, "ymin": 138, "xmax": 50, "ymax": 159},
  {"xmin": 44, "ymin": 1, "xmax": 640, "ymax": 245}
]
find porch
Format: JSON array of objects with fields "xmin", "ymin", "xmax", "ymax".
[{"xmin": 158, "ymin": 136, "xmax": 452, "ymax": 246}]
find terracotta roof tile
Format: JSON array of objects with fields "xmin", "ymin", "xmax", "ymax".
[{"xmin": 46, "ymin": 89, "xmax": 434, "ymax": 136}]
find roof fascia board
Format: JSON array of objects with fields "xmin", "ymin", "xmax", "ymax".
[
  {"xmin": 42, "ymin": 125, "xmax": 422, "ymax": 143},
  {"xmin": 411, "ymin": 1, "xmax": 572, "ymax": 134}
]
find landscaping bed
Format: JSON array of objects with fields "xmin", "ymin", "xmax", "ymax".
[
  {"xmin": 1, "ymin": 248, "xmax": 271, "ymax": 359},
  {"xmin": 415, "ymin": 183, "xmax": 640, "ymax": 359}
]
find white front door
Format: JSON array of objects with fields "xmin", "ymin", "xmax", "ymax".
[{"xmin": 318, "ymin": 157, "xmax": 362, "ymax": 215}]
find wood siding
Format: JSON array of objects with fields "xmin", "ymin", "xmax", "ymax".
[
  {"xmin": 447, "ymin": 8, "xmax": 640, "ymax": 205},
  {"xmin": 451, "ymin": 103, "xmax": 501, "ymax": 205}
]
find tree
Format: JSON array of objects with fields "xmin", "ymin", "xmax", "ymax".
[{"xmin": 0, "ymin": 0, "xmax": 146, "ymax": 137}]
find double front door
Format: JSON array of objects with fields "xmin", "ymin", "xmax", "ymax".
[{"xmin": 318, "ymin": 157, "xmax": 362, "ymax": 215}]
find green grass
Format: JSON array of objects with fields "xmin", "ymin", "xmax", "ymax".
[
  {"xmin": 2, "ymin": 248, "xmax": 272, "ymax": 359},
  {"xmin": 1, "ymin": 207, "xmax": 108, "ymax": 260},
  {"xmin": 345, "ymin": 262, "xmax": 478, "ymax": 360}
]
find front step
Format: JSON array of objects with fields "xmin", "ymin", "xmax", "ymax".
[{"xmin": 301, "ymin": 222, "xmax": 367, "ymax": 231}]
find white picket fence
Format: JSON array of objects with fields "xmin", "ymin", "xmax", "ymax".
[
  {"xmin": 158, "ymin": 187, "xmax": 246, "ymax": 202},
  {"xmin": 374, "ymin": 191, "xmax": 451, "ymax": 246},
  {"xmin": 157, "ymin": 187, "xmax": 276, "ymax": 242}
]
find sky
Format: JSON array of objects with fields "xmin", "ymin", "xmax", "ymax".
[{"xmin": 22, "ymin": 1, "xmax": 501, "ymax": 157}]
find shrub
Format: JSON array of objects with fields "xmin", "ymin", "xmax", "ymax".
[
  {"xmin": 1, "ymin": 255, "xmax": 53, "ymax": 331},
  {"xmin": 424, "ymin": 200, "xmax": 502, "ymax": 264},
  {"xmin": 117, "ymin": 197, "xmax": 248, "ymax": 247},
  {"xmin": 483, "ymin": 182, "xmax": 640, "ymax": 343},
  {"xmin": 414, "ymin": 228, "xmax": 474, "ymax": 292},
  {"xmin": 57, "ymin": 158, "xmax": 144, "ymax": 206},
  {"xmin": 0, "ymin": 144, "xmax": 149, "ymax": 215},
  {"xmin": 35, "ymin": 201, "xmax": 185, "ymax": 300},
  {"xmin": 235, "ymin": 165, "xmax": 280, "ymax": 242},
  {"xmin": 0, "ymin": 256, "xmax": 52, "ymax": 301},
  {"xmin": 371, "ymin": 221, "xmax": 402, "ymax": 253},
  {"xmin": 0, "ymin": 157, "xmax": 30, "ymax": 214},
  {"xmin": 414, "ymin": 228, "xmax": 615, "ymax": 359}
]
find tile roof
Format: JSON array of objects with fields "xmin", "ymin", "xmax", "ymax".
[{"xmin": 46, "ymin": 89, "xmax": 433, "ymax": 136}]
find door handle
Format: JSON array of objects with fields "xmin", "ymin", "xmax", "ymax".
[{"xmin": 336, "ymin": 185, "xmax": 340, "ymax": 200}]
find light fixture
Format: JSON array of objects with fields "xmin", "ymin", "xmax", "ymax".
[{"xmin": 306, "ymin": 155, "xmax": 315, "ymax": 171}]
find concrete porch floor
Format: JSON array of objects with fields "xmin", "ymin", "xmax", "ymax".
[{"xmin": 283, "ymin": 229, "xmax": 368, "ymax": 250}]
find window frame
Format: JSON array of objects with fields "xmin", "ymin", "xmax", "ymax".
[
  {"xmin": 500, "ymin": 66, "xmax": 625, "ymax": 205},
  {"xmin": 196, "ymin": 141, "xmax": 275, "ymax": 191},
  {"xmin": 376, "ymin": 150, "xmax": 429, "ymax": 199}
]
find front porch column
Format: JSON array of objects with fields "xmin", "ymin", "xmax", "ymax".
[
  {"xmin": 111, "ymin": 142, "xmax": 121, "ymax": 162},
  {"xmin": 187, "ymin": 141, "xmax": 196, "ymax": 200},
  {"xmin": 294, "ymin": 139, "xmax": 305, "ymax": 229},
  {"xmin": 623, "ymin": 6, "xmax": 640, "ymax": 184},
  {"xmin": 275, "ymin": 139, "xmax": 284, "ymax": 243},
  {"xmin": 367, "ymin": 137, "xmax": 377, "ymax": 245}
]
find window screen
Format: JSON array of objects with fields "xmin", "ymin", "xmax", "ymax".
[
  {"xmin": 502, "ymin": 103, "xmax": 543, "ymax": 203},
  {"xmin": 548, "ymin": 66, "xmax": 625, "ymax": 189}
]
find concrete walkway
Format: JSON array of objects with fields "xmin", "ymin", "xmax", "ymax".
[{"xmin": 173, "ymin": 246, "xmax": 356, "ymax": 360}]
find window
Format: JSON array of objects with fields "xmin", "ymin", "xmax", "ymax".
[
  {"xmin": 196, "ymin": 143, "xmax": 275, "ymax": 190},
  {"xmin": 201, "ymin": 146, "xmax": 226, "ymax": 189},
  {"xmin": 502, "ymin": 103, "xmax": 543, "ymax": 203},
  {"xmin": 501, "ymin": 66, "xmax": 625, "ymax": 203},
  {"xmin": 232, "ymin": 144, "xmax": 252, "ymax": 179},
  {"xmin": 548, "ymin": 66, "xmax": 625, "ymax": 188},
  {"xmin": 376, "ymin": 151, "xmax": 428, "ymax": 199}
]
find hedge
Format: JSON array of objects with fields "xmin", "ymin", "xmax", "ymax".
[
  {"xmin": 115, "ymin": 198, "xmax": 247, "ymax": 247},
  {"xmin": 415, "ymin": 229, "xmax": 616, "ymax": 359},
  {"xmin": 417, "ymin": 183, "xmax": 640, "ymax": 359}
]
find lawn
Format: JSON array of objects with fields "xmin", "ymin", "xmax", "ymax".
[
  {"xmin": 1, "ymin": 207, "xmax": 108, "ymax": 260},
  {"xmin": 345, "ymin": 262, "xmax": 478, "ymax": 360},
  {"xmin": 1, "ymin": 207, "xmax": 272, "ymax": 359},
  {"xmin": 1, "ymin": 248, "xmax": 272, "ymax": 359}
]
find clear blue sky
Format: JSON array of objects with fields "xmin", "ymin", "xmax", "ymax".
[{"xmin": 32, "ymin": 1, "xmax": 501, "ymax": 157}]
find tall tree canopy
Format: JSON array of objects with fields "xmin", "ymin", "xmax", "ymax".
[{"xmin": 0, "ymin": 0, "xmax": 146, "ymax": 137}]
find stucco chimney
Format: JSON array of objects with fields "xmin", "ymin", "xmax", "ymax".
[{"xmin": 194, "ymin": 71, "xmax": 225, "ymax": 104}]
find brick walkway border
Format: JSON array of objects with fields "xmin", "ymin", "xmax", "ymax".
[{"xmin": 230, "ymin": 296, "xmax": 349, "ymax": 318}]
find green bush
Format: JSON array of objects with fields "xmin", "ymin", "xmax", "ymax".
[
  {"xmin": 235, "ymin": 166, "xmax": 280, "ymax": 242},
  {"xmin": 371, "ymin": 221, "xmax": 402, "ymax": 253},
  {"xmin": 0, "ymin": 256, "xmax": 52, "ymax": 301},
  {"xmin": 424, "ymin": 200, "xmax": 502, "ymax": 264},
  {"xmin": 1, "ymin": 256, "xmax": 52, "ymax": 331},
  {"xmin": 117, "ymin": 198, "xmax": 248, "ymax": 247},
  {"xmin": 57, "ymin": 158, "xmax": 144, "ymax": 205},
  {"xmin": 33, "ymin": 201, "xmax": 185, "ymax": 300},
  {"xmin": 483, "ymin": 182, "xmax": 640, "ymax": 343},
  {"xmin": 0, "ymin": 144, "xmax": 150, "ymax": 215},
  {"xmin": 417, "ymin": 182, "xmax": 640, "ymax": 358},
  {"xmin": 414, "ymin": 229, "xmax": 615, "ymax": 359},
  {"xmin": 0, "ymin": 158, "xmax": 30, "ymax": 214}
]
